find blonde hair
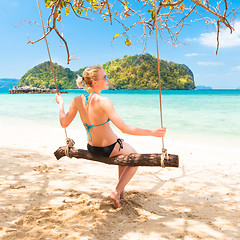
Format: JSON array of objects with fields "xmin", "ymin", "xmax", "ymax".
[{"xmin": 76, "ymin": 65, "xmax": 103, "ymax": 92}]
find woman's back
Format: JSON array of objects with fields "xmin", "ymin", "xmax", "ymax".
[{"xmin": 75, "ymin": 93, "xmax": 118, "ymax": 146}]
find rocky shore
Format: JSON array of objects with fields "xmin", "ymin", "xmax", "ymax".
[{"xmin": 9, "ymin": 86, "xmax": 67, "ymax": 94}]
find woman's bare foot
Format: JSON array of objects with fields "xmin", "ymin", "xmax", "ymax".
[
  {"xmin": 109, "ymin": 192, "xmax": 121, "ymax": 209},
  {"xmin": 120, "ymin": 190, "xmax": 125, "ymax": 200}
]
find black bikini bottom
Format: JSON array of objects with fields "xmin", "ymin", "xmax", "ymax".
[{"xmin": 87, "ymin": 138, "xmax": 124, "ymax": 158}]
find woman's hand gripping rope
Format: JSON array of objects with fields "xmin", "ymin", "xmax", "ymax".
[{"xmin": 55, "ymin": 93, "xmax": 63, "ymax": 104}]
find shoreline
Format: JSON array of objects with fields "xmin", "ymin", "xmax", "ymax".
[
  {"xmin": 0, "ymin": 114, "xmax": 239, "ymax": 156},
  {"xmin": 2, "ymin": 89, "xmax": 240, "ymax": 94}
]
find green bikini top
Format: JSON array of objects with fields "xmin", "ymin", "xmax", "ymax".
[
  {"xmin": 83, "ymin": 118, "xmax": 110, "ymax": 142},
  {"xmin": 83, "ymin": 91, "xmax": 94, "ymax": 105},
  {"xmin": 83, "ymin": 91, "xmax": 110, "ymax": 142}
]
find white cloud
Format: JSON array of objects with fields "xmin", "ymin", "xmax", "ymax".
[
  {"xmin": 199, "ymin": 21, "xmax": 240, "ymax": 48},
  {"xmin": 231, "ymin": 65, "xmax": 240, "ymax": 71},
  {"xmin": 185, "ymin": 37, "xmax": 198, "ymax": 42},
  {"xmin": 197, "ymin": 61, "xmax": 224, "ymax": 66},
  {"xmin": 185, "ymin": 53, "xmax": 199, "ymax": 57}
]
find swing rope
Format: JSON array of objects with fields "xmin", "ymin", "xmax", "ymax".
[
  {"xmin": 154, "ymin": 0, "xmax": 167, "ymax": 167},
  {"xmin": 36, "ymin": 0, "xmax": 71, "ymax": 150}
]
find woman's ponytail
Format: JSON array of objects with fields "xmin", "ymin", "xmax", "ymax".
[{"xmin": 76, "ymin": 75, "xmax": 84, "ymax": 88}]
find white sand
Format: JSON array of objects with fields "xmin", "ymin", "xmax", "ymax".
[{"xmin": 0, "ymin": 120, "xmax": 239, "ymax": 240}]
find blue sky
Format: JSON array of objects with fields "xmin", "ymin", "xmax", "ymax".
[{"xmin": 0, "ymin": 0, "xmax": 240, "ymax": 89}]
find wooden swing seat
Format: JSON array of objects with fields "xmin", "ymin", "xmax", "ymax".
[{"xmin": 54, "ymin": 146, "xmax": 179, "ymax": 167}]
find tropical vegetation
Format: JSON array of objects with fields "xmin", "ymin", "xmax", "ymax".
[
  {"xmin": 102, "ymin": 54, "xmax": 195, "ymax": 90},
  {"xmin": 18, "ymin": 53, "xmax": 195, "ymax": 90},
  {"xmin": 18, "ymin": 62, "xmax": 77, "ymax": 89}
]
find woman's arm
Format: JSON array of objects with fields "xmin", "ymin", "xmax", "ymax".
[
  {"xmin": 55, "ymin": 94, "xmax": 78, "ymax": 128},
  {"xmin": 100, "ymin": 97, "xmax": 166, "ymax": 137}
]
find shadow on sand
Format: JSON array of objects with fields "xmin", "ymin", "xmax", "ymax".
[{"xmin": 0, "ymin": 147, "xmax": 239, "ymax": 240}]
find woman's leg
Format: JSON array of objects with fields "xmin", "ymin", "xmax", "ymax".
[
  {"xmin": 110, "ymin": 166, "xmax": 138, "ymax": 208},
  {"xmin": 109, "ymin": 141, "xmax": 138, "ymax": 208},
  {"xmin": 118, "ymin": 166, "xmax": 127, "ymax": 199}
]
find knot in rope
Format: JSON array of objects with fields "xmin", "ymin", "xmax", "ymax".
[
  {"xmin": 65, "ymin": 138, "xmax": 75, "ymax": 158},
  {"xmin": 160, "ymin": 148, "xmax": 168, "ymax": 168}
]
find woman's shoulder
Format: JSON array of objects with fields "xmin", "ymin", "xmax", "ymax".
[
  {"xmin": 72, "ymin": 95, "xmax": 84, "ymax": 106},
  {"xmin": 73, "ymin": 95, "xmax": 84, "ymax": 101},
  {"xmin": 98, "ymin": 96, "xmax": 113, "ymax": 109},
  {"xmin": 98, "ymin": 95, "xmax": 111, "ymax": 103}
]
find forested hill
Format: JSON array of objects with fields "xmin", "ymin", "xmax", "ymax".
[
  {"xmin": 18, "ymin": 53, "xmax": 195, "ymax": 90},
  {"xmin": 102, "ymin": 54, "xmax": 195, "ymax": 90},
  {"xmin": 18, "ymin": 62, "xmax": 77, "ymax": 89}
]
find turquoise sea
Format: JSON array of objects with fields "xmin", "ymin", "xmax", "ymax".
[{"xmin": 0, "ymin": 89, "xmax": 240, "ymax": 149}]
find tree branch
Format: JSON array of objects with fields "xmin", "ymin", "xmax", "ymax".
[{"xmin": 28, "ymin": 0, "xmax": 237, "ymax": 62}]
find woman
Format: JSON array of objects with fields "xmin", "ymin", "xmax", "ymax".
[{"xmin": 55, "ymin": 65, "xmax": 166, "ymax": 208}]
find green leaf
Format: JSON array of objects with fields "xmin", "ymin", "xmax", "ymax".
[
  {"xmin": 65, "ymin": 7, "xmax": 70, "ymax": 16},
  {"xmin": 125, "ymin": 38, "xmax": 131, "ymax": 46},
  {"xmin": 151, "ymin": 11, "xmax": 155, "ymax": 19},
  {"xmin": 45, "ymin": 1, "xmax": 51, "ymax": 8}
]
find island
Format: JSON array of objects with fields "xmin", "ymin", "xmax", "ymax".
[{"xmin": 12, "ymin": 53, "xmax": 196, "ymax": 92}]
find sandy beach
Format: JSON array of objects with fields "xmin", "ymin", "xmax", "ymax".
[{"xmin": 0, "ymin": 121, "xmax": 239, "ymax": 240}]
